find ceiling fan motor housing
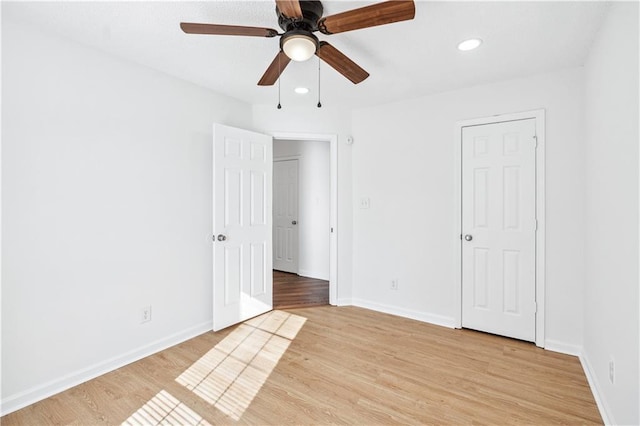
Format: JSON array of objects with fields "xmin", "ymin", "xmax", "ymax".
[{"xmin": 277, "ymin": 0, "xmax": 324, "ymax": 32}]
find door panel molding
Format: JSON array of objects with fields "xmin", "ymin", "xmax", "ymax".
[{"xmin": 454, "ymin": 110, "xmax": 545, "ymax": 347}]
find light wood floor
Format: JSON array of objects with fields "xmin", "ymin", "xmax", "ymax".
[
  {"xmin": 273, "ymin": 270, "xmax": 329, "ymax": 309},
  {"xmin": 1, "ymin": 306, "xmax": 601, "ymax": 425}
]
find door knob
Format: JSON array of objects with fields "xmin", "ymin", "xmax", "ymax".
[
  {"xmin": 217, "ymin": 234, "xmax": 227, "ymax": 242},
  {"xmin": 292, "ymin": 220, "xmax": 297, "ymax": 225},
  {"xmin": 464, "ymin": 234, "xmax": 473, "ymax": 241}
]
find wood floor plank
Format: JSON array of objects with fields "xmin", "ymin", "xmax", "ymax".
[{"xmin": 1, "ymin": 306, "xmax": 602, "ymax": 425}]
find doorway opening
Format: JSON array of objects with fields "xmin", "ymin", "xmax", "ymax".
[{"xmin": 271, "ymin": 132, "xmax": 337, "ymax": 308}]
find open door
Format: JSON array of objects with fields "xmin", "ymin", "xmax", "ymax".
[{"xmin": 213, "ymin": 123, "xmax": 273, "ymax": 331}]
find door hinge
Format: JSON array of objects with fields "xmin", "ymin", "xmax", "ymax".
[
  {"xmin": 533, "ymin": 135, "xmax": 538, "ymax": 148},
  {"xmin": 331, "ymin": 227, "xmax": 334, "ymax": 233},
  {"xmin": 533, "ymin": 301, "xmax": 538, "ymax": 313},
  {"xmin": 534, "ymin": 219, "xmax": 538, "ymax": 231}
]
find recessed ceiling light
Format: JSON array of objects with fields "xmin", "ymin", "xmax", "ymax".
[
  {"xmin": 457, "ymin": 38, "xmax": 483, "ymax": 51},
  {"xmin": 294, "ymin": 87, "xmax": 310, "ymax": 94}
]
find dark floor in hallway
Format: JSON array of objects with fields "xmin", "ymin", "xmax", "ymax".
[{"xmin": 273, "ymin": 270, "xmax": 329, "ymax": 309}]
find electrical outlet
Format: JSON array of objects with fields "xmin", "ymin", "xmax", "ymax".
[
  {"xmin": 141, "ymin": 306, "xmax": 152, "ymax": 324},
  {"xmin": 390, "ymin": 279, "xmax": 399, "ymax": 290},
  {"xmin": 609, "ymin": 358, "xmax": 615, "ymax": 384},
  {"xmin": 360, "ymin": 197, "xmax": 370, "ymax": 209}
]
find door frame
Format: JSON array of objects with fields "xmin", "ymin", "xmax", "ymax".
[
  {"xmin": 271, "ymin": 132, "xmax": 338, "ymax": 305},
  {"xmin": 453, "ymin": 109, "xmax": 546, "ymax": 347}
]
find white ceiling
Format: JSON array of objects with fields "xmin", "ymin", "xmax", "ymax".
[{"xmin": 3, "ymin": 1, "xmax": 610, "ymax": 109}]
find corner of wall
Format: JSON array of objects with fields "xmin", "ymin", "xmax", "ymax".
[
  {"xmin": 579, "ymin": 352, "xmax": 615, "ymax": 425},
  {"xmin": 582, "ymin": 2, "xmax": 639, "ymax": 424}
]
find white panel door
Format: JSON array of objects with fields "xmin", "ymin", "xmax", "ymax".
[
  {"xmin": 273, "ymin": 159, "xmax": 299, "ymax": 273},
  {"xmin": 461, "ymin": 119, "xmax": 537, "ymax": 342},
  {"xmin": 213, "ymin": 123, "xmax": 272, "ymax": 331}
]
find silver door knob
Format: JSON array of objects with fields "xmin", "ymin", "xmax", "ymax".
[
  {"xmin": 217, "ymin": 234, "xmax": 227, "ymax": 242},
  {"xmin": 292, "ymin": 220, "xmax": 297, "ymax": 225},
  {"xmin": 464, "ymin": 234, "xmax": 473, "ymax": 241}
]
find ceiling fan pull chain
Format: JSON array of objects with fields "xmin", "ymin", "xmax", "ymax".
[
  {"xmin": 277, "ymin": 53, "xmax": 282, "ymax": 109},
  {"xmin": 317, "ymin": 57, "xmax": 322, "ymax": 108}
]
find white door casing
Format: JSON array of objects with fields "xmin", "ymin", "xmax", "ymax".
[
  {"xmin": 273, "ymin": 159, "xmax": 299, "ymax": 273},
  {"xmin": 461, "ymin": 118, "xmax": 537, "ymax": 342},
  {"xmin": 213, "ymin": 123, "xmax": 273, "ymax": 331}
]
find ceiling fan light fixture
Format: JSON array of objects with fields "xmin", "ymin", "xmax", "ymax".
[
  {"xmin": 457, "ymin": 38, "xmax": 483, "ymax": 51},
  {"xmin": 282, "ymin": 33, "xmax": 318, "ymax": 62}
]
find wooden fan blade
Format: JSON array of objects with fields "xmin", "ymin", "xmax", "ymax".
[
  {"xmin": 180, "ymin": 22, "xmax": 278, "ymax": 38},
  {"xmin": 318, "ymin": 0, "xmax": 415, "ymax": 35},
  {"xmin": 316, "ymin": 41, "xmax": 369, "ymax": 84},
  {"xmin": 258, "ymin": 51, "xmax": 292, "ymax": 86},
  {"xmin": 276, "ymin": 0, "xmax": 303, "ymax": 19}
]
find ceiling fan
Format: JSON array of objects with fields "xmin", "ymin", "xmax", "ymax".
[{"xmin": 180, "ymin": 0, "xmax": 415, "ymax": 86}]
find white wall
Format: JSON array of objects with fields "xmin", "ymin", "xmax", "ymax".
[
  {"xmin": 1, "ymin": 18, "xmax": 252, "ymax": 413},
  {"xmin": 351, "ymin": 67, "xmax": 586, "ymax": 346},
  {"xmin": 274, "ymin": 139, "xmax": 331, "ymax": 280},
  {"xmin": 252, "ymin": 105, "xmax": 353, "ymax": 302},
  {"xmin": 583, "ymin": 3, "xmax": 639, "ymax": 424}
]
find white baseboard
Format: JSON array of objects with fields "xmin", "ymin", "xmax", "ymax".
[
  {"xmin": 335, "ymin": 298, "xmax": 352, "ymax": 307},
  {"xmin": 0, "ymin": 320, "xmax": 213, "ymax": 416},
  {"xmin": 544, "ymin": 339, "xmax": 582, "ymax": 356},
  {"xmin": 297, "ymin": 269, "xmax": 329, "ymax": 281},
  {"xmin": 544, "ymin": 341, "xmax": 613, "ymax": 425},
  {"xmin": 580, "ymin": 352, "xmax": 614, "ymax": 425},
  {"xmin": 349, "ymin": 298, "xmax": 456, "ymax": 329}
]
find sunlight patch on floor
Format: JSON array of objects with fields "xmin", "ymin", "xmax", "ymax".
[
  {"xmin": 121, "ymin": 390, "xmax": 211, "ymax": 426},
  {"xmin": 176, "ymin": 310, "xmax": 307, "ymax": 421}
]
